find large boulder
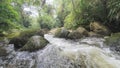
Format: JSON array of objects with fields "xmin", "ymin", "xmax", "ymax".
[
  {"xmin": 76, "ymin": 27, "xmax": 89, "ymax": 37},
  {"xmin": 9, "ymin": 29, "xmax": 45, "ymax": 49},
  {"xmin": 105, "ymin": 33, "xmax": 120, "ymax": 52},
  {"xmin": 9, "ymin": 37, "xmax": 27, "ymax": 49},
  {"xmin": 90, "ymin": 22, "xmax": 110, "ymax": 36},
  {"xmin": 68, "ymin": 27, "xmax": 89, "ymax": 39},
  {"xmin": 68, "ymin": 30, "xmax": 83, "ymax": 39},
  {"xmin": 54, "ymin": 28, "xmax": 70, "ymax": 38},
  {"xmin": 19, "ymin": 36, "xmax": 49, "ymax": 52}
]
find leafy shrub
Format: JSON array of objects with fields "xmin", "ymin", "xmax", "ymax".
[
  {"xmin": 0, "ymin": 1, "xmax": 20, "ymax": 32},
  {"xmin": 64, "ymin": 0, "xmax": 120, "ymax": 32}
]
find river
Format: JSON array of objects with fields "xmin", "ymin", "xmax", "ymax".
[{"xmin": 0, "ymin": 34, "xmax": 120, "ymax": 68}]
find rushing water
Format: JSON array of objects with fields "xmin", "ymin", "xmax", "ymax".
[{"xmin": 0, "ymin": 34, "xmax": 120, "ymax": 68}]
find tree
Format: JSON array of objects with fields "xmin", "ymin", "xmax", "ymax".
[{"xmin": 0, "ymin": 0, "xmax": 19, "ymax": 32}]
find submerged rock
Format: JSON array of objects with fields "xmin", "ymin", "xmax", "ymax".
[{"xmin": 20, "ymin": 36, "xmax": 49, "ymax": 52}]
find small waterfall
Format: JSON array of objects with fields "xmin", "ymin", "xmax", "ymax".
[{"xmin": 0, "ymin": 34, "xmax": 120, "ymax": 68}]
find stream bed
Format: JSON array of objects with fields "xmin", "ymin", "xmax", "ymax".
[{"xmin": 0, "ymin": 34, "xmax": 120, "ymax": 68}]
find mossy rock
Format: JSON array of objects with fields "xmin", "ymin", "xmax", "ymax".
[
  {"xmin": 111, "ymin": 33, "xmax": 120, "ymax": 37},
  {"xmin": 19, "ymin": 36, "xmax": 49, "ymax": 52},
  {"xmin": 105, "ymin": 33, "xmax": 120, "ymax": 52},
  {"xmin": 54, "ymin": 28, "xmax": 62, "ymax": 37},
  {"xmin": 76, "ymin": 27, "xmax": 89, "ymax": 37},
  {"xmin": 36, "ymin": 29, "xmax": 49, "ymax": 37},
  {"xmin": 54, "ymin": 28, "xmax": 70, "ymax": 38},
  {"xmin": 105, "ymin": 33, "xmax": 120, "ymax": 45},
  {"xmin": 9, "ymin": 37, "xmax": 28, "ymax": 49},
  {"xmin": 88, "ymin": 32, "xmax": 102, "ymax": 37},
  {"xmin": 67, "ymin": 27, "xmax": 89, "ymax": 39},
  {"xmin": 68, "ymin": 30, "xmax": 83, "ymax": 39},
  {"xmin": 9, "ymin": 29, "xmax": 38, "ymax": 49},
  {"xmin": 0, "ymin": 46, "xmax": 8, "ymax": 57},
  {"xmin": 90, "ymin": 22, "xmax": 110, "ymax": 36},
  {"xmin": 49, "ymin": 28, "xmax": 60, "ymax": 35}
]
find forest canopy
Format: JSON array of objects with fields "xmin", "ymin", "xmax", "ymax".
[{"xmin": 0, "ymin": 0, "xmax": 120, "ymax": 35}]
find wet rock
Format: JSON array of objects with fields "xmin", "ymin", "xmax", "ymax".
[
  {"xmin": 68, "ymin": 27, "xmax": 89, "ymax": 39},
  {"xmin": 88, "ymin": 32, "xmax": 102, "ymax": 37},
  {"xmin": 49, "ymin": 28, "xmax": 59, "ymax": 35},
  {"xmin": 90, "ymin": 22, "xmax": 110, "ymax": 36},
  {"xmin": 105, "ymin": 33, "xmax": 120, "ymax": 52},
  {"xmin": 9, "ymin": 29, "xmax": 39, "ymax": 49},
  {"xmin": 0, "ymin": 33, "xmax": 5, "ymax": 37},
  {"xmin": 9, "ymin": 37, "xmax": 28, "ymax": 49},
  {"xmin": 68, "ymin": 30, "xmax": 83, "ymax": 39},
  {"xmin": 54, "ymin": 28, "xmax": 70, "ymax": 38},
  {"xmin": 20, "ymin": 36, "xmax": 49, "ymax": 52},
  {"xmin": 0, "ymin": 46, "xmax": 8, "ymax": 57},
  {"xmin": 76, "ymin": 27, "xmax": 89, "ymax": 37}
]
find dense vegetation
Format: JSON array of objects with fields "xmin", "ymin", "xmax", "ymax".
[{"xmin": 0, "ymin": 0, "xmax": 120, "ymax": 37}]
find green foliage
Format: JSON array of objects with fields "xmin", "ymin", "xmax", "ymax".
[
  {"xmin": 64, "ymin": 0, "xmax": 120, "ymax": 32},
  {"xmin": 64, "ymin": 12, "xmax": 76, "ymax": 29},
  {"xmin": 106, "ymin": 0, "xmax": 120, "ymax": 32},
  {"xmin": 38, "ymin": 3, "xmax": 62, "ymax": 29},
  {"xmin": 0, "ymin": 0, "xmax": 20, "ymax": 32},
  {"xmin": 38, "ymin": 14, "xmax": 54, "ymax": 29},
  {"xmin": 55, "ymin": 0, "xmax": 71, "ymax": 27},
  {"xmin": 64, "ymin": 0, "xmax": 107, "ymax": 29}
]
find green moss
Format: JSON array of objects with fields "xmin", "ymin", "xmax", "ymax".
[
  {"xmin": 68, "ymin": 30, "xmax": 83, "ymax": 39},
  {"xmin": 7, "ymin": 32, "xmax": 20, "ymax": 39},
  {"xmin": 40, "ymin": 37, "xmax": 49, "ymax": 47},
  {"xmin": 20, "ymin": 36, "xmax": 49, "ymax": 52},
  {"xmin": 54, "ymin": 28, "xmax": 62, "ymax": 37},
  {"xmin": 9, "ymin": 29, "xmax": 39, "ymax": 49},
  {"xmin": 19, "ymin": 29, "xmax": 38, "ymax": 37},
  {"xmin": 111, "ymin": 33, "xmax": 120, "ymax": 37},
  {"xmin": 105, "ymin": 32, "xmax": 120, "ymax": 45}
]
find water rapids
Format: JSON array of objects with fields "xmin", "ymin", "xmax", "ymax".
[{"xmin": 0, "ymin": 34, "xmax": 120, "ymax": 68}]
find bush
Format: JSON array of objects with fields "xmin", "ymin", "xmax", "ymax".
[
  {"xmin": 38, "ymin": 14, "xmax": 55, "ymax": 29},
  {"xmin": 0, "ymin": 1, "xmax": 20, "ymax": 32},
  {"xmin": 64, "ymin": 0, "xmax": 120, "ymax": 32}
]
